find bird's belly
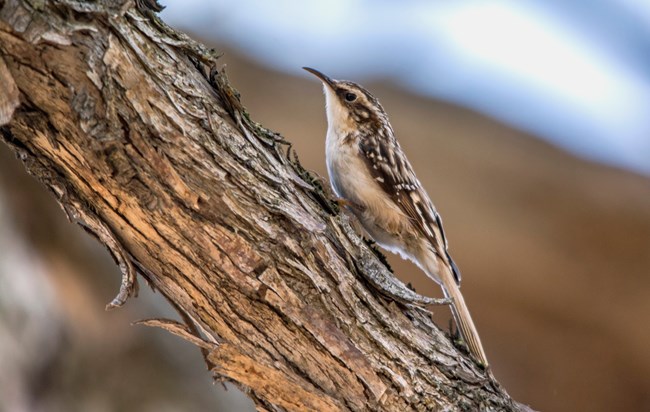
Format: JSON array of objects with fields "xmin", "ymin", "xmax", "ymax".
[{"xmin": 327, "ymin": 146, "xmax": 420, "ymax": 260}]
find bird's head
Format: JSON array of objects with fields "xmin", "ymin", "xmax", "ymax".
[{"xmin": 303, "ymin": 67, "xmax": 389, "ymax": 136}]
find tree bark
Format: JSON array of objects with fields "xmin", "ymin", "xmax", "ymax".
[{"xmin": 0, "ymin": 1, "xmax": 532, "ymax": 410}]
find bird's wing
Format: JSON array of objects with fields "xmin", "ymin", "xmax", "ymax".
[{"xmin": 358, "ymin": 132, "xmax": 461, "ymax": 284}]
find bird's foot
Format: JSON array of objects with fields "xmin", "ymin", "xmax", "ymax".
[{"xmin": 334, "ymin": 197, "xmax": 365, "ymax": 213}]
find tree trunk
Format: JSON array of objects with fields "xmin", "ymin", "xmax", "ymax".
[{"xmin": 0, "ymin": 1, "xmax": 532, "ymax": 410}]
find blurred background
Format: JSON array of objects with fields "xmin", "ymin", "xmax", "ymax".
[{"xmin": 1, "ymin": 0, "xmax": 649, "ymax": 411}]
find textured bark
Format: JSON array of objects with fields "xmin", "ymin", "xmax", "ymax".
[{"xmin": 0, "ymin": 1, "xmax": 532, "ymax": 411}]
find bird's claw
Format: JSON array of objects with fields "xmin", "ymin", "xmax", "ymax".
[{"xmin": 335, "ymin": 197, "xmax": 365, "ymax": 213}]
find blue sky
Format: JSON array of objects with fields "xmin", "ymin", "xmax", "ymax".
[{"xmin": 161, "ymin": 0, "xmax": 650, "ymax": 175}]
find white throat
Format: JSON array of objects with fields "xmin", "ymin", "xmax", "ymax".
[{"xmin": 323, "ymin": 84, "xmax": 354, "ymax": 143}]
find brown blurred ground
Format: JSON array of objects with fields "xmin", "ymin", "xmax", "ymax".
[{"xmin": 1, "ymin": 47, "xmax": 649, "ymax": 412}]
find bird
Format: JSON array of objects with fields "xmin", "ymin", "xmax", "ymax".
[{"xmin": 304, "ymin": 67, "xmax": 488, "ymax": 367}]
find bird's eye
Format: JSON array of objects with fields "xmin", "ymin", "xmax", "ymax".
[{"xmin": 344, "ymin": 92, "xmax": 357, "ymax": 102}]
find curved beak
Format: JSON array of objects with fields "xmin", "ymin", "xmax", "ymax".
[{"xmin": 303, "ymin": 67, "xmax": 336, "ymax": 90}]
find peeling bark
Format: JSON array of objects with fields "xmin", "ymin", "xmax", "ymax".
[
  {"xmin": 0, "ymin": 1, "xmax": 533, "ymax": 410},
  {"xmin": 0, "ymin": 54, "xmax": 19, "ymax": 124}
]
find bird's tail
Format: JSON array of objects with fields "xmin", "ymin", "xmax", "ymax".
[{"xmin": 424, "ymin": 254, "xmax": 488, "ymax": 367}]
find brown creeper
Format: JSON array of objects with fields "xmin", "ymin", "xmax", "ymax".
[{"xmin": 304, "ymin": 67, "xmax": 488, "ymax": 367}]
